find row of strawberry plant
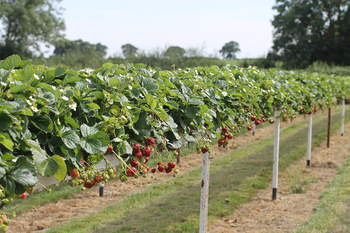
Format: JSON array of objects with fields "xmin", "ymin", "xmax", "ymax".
[{"xmin": 0, "ymin": 54, "xmax": 349, "ymax": 228}]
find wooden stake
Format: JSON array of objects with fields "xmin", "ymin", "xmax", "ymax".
[
  {"xmin": 307, "ymin": 114, "xmax": 312, "ymax": 167},
  {"xmin": 341, "ymin": 100, "xmax": 345, "ymax": 136}
]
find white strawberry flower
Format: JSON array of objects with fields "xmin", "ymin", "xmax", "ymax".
[
  {"xmin": 128, "ymin": 85, "xmax": 132, "ymax": 90},
  {"xmin": 34, "ymin": 74, "xmax": 40, "ymax": 80},
  {"xmin": 0, "ymin": 81, "xmax": 7, "ymax": 86},
  {"xmin": 108, "ymin": 98, "xmax": 113, "ymax": 104},
  {"xmin": 26, "ymin": 100, "xmax": 32, "ymax": 106},
  {"xmin": 30, "ymin": 106, "xmax": 39, "ymax": 112},
  {"xmin": 61, "ymin": 96, "xmax": 69, "ymax": 101},
  {"xmin": 69, "ymin": 102, "xmax": 77, "ymax": 111},
  {"xmin": 127, "ymin": 106, "xmax": 132, "ymax": 109},
  {"xmin": 105, "ymin": 103, "xmax": 110, "ymax": 108},
  {"xmin": 105, "ymin": 93, "xmax": 111, "ymax": 98},
  {"xmin": 222, "ymin": 91, "xmax": 228, "ymax": 97},
  {"xmin": 57, "ymin": 119, "xmax": 61, "ymax": 125},
  {"xmin": 86, "ymin": 79, "xmax": 91, "ymax": 84},
  {"xmin": 52, "ymin": 86, "xmax": 56, "ymax": 90},
  {"xmin": 29, "ymin": 96, "xmax": 35, "ymax": 101},
  {"xmin": 59, "ymin": 89, "xmax": 64, "ymax": 93}
]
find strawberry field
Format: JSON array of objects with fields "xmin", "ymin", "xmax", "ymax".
[{"xmin": 0, "ymin": 54, "xmax": 349, "ymax": 232}]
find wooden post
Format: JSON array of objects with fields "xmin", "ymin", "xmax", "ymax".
[
  {"xmin": 307, "ymin": 114, "xmax": 312, "ymax": 168},
  {"xmin": 272, "ymin": 110, "xmax": 281, "ymax": 200},
  {"xmin": 199, "ymin": 151, "xmax": 210, "ymax": 233},
  {"xmin": 177, "ymin": 148, "xmax": 181, "ymax": 164},
  {"xmin": 341, "ymin": 99, "xmax": 345, "ymax": 136},
  {"xmin": 327, "ymin": 108, "xmax": 331, "ymax": 148},
  {"xmin": 253, "ymin": 124, "xmax": 256, "ymax": 136}
]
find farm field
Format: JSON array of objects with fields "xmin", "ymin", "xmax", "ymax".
[{"xmin": 6, "ymin": 106, "xmax": 350, "ymax": 232}]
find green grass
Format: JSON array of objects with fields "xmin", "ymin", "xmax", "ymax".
[
  {"xmin": 293, "ymin": 156, "xmax": 350, "ymax": 233},
  {"xmin": 45, "ymin": 107, "xmax": 350, "ymax": 233}
]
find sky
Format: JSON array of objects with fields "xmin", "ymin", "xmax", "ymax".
[{"xmin": 54, "ymin": 0, "xmax": 277, "ymax": 59}]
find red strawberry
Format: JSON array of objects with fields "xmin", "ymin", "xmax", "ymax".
[
  {"xmin": 106, "ymin": 146, "xmax": 113, "ymax": 154},
  {"xmin": 1, "ymin": 214, "xmax": 6, "ymax": 223},
  {"xmin": 168, "ymin": 162, "xmax": 176, "ymax": 169},
  {"xmin": 283, "ymin": 118, "xmax": 288, "ymax": 122},
  {"xmin": 126, "ymin": 167, "xmax": 137, "ymax": 177},
  {"xmin": 255, "ymin": 120, "xmax": 260, "ymax": 125},
  {"xmin": 132, "ymin": 143, "xmax": 141, "ymax": 154},
  {"xmin": 19, "ymin": 192, "xmax": 27, "ymax": 199},
  {"xmin": 158, "ymin": 165, "xmax": 165, "ymax": 172},
  {"xmin": 134, "ymin": 152, "xmax": 142, "ymax": 160},
  {"xmin": 222, "ymin": 127, "xmax": 228, "ymax": 133},
  {"xmin": 244, "ymin": 106, "xmax": 251, "ymax": 110},
  {"xmin": 201, "ymin": 148, "xmax": 209, "ymax": 154},
  {"xmin": 247, "ymin": 126, "xmax": 253, "ymax": 131},
  {"xmin": 95, "ymin": 175, "xmax": 102, "ymax": 183},
  {"xmin": 151, "ymin": 168, "xmax": 157, "ymax": 173},
  {"xmin": 261, "ymin": 118, "xmax": 266, "ymax": 122},
  {"xmin": 269, "ymin": 120, "xmax": 275, "ymax": 124},
  {"xmin": 146, "ymin": 166, "xmax": 150, "ymax": 171},
  {"xmin": 224, "ymin": 133, "xmax": 229, "ymax": 138},
  {"xmin": 142, "ymin": 147, "xmax": 152, "ymax": 157},
  {"xmin": 146, "ymin": 137, "xmax": 156, "ymax": 146},
  {"xmin": 171, "ymin": 148, "xmax": 178, "ymax": 151},
  {"xmin": 71, "ymin": 169, "xmax": 79, "ymax": 178},
  {"xmin": 130, "ymin": 160, "xmax": 139, "ymax": 167},
  {"xmin": 144, "ymin": 157, "xmax": 149, "ymax": 163},
  {"xmin": 228, "ymin": 134, "xmax": 233, "ymax": 139},
  {"xmin": 251, "ymin": 116, "xmax": 257, "ymax": 121},
  {"xmin": 218, "ymin": 139, "xmax": 225, "ymax": 146},
  {"xmin": 157, "ymin": 161, "xmax": 165, "ymax": 166},
  {"xmin": 165, "ymin": 167, "xmax": 173, "ymax": 173},
  {"xmin": 83, "ymin": 179, "xmax": 96, "ymax": 189}
]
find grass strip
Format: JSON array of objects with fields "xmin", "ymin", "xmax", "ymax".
[
  {"xmin": 46, "ymin": 108, "xmax": 350, "ymax": 233},
  {"xmin": 294, "ymin": 156, "xmax": 350, "ymax": 233}
]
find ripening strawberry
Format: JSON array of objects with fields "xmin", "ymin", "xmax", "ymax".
[
  {"xmin": 83, "ymin": 179, "xmax": 96, "ymax": 189},
  {"xmin": 165, "ymin": 167, "xmax": 173, "ymax": 173},
  {"xmin": 247, "ymin": 126, "xmax": 253, "ymax": 131},
  {"xmin": 19, "ymin": 192, "xmax": 27, "ymax": 199},
  {"xmin": 126, "ymin": 167, "xmax": 137, "ymax": 177},
  {"xmin": 218, "ymin": 139, "xmax": 225, "ymax": 146},
  {"xmin": 130, "ymin": 160, "xmax": 139, "ymax": 167},
  {"xmin": 106, "ymin": 146, "xmax": 113, "ymax": 154},
  {"xmin": 95, "ymin": 176, "xmax": 102, "ymax": 183},
  {"xmin": 134, "ymin": 152, "xmax": 142, "ymax": 160},
  {"xmin": 158, "ymin": 165, "xmax": 165, "ymax": 172},
  {"xmin": 142, "ymin": 147, "xmax": 152, "ymax": 157},
  {"xmin": 132, "ymin": 143, "xmax": 141, "ymax": 154},
  {"xmin": 71, "ymin": 169, "xmax": 79, "ymax": 178},
  {"xmin": 145, "ymin": 137, "xmax": 156, "ymax": 146},
  {"xmin": 151, "ymin": 168, "xmax": 157, "ymax": 173},
  {"xmin": 228, "ymin": 134, "xmax": 233, "ymax": 139},
  {"xmin": 201, "ymin": 148, "xmax": 209, "ymax": 154},
  {"xmin": 251, "ymin": 116, "xmax": 257, "ymax": 121},
  {"xmin": 222, "ymin": 127, "xmax": 228, "ymax": 133},
  {"xmin": 168, "ymin": 162, "xmax": 176, "ymax": 169},
  {"xmin": 255, "ymin": 120, "xmax": 261, "ymax": 126},
  {"xmin": 261, "ymin": 118, "xmax": 266, "ymax": 122},
  {"xmin": 269, "ymin": 120, "xmax": 275, "ymax": 124}
]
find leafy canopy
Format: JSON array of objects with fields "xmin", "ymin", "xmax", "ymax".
[
  {"xmin": 219, "ymin": 41, "xmax": 240, "ymax": 59},
  {"xmin": 271, "ymin": 0, "xmax": 350, "ymax": 69}
]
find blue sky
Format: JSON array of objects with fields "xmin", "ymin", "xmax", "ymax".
[{"xmin": 56, "ymin": 0, "xmax": 276, "ymax": 58}]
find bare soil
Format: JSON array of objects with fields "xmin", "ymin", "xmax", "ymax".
[
  {"xmin": 207, "ymin": 123, "xmax": 350, "ymax": 233},
  {"xmin": 7, "ymin": 114, "xmax": 332, "ymax": 233}
]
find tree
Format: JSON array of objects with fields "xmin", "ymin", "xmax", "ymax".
[
  {"xmin": 0, "ymin": 0, "xmax": 65, "ymax": 59},
  {"xmin": 219, "ymin": 41, "xmax": 240, "ymax": 59},
  {"xmin": 164, "ymin": 46, "xmax": 186, "ymax": 59},
  {"xmin": 271, "ymin": 0, "xmax": 350, "ymax": 69},
  {"xmin": 53, "ymin": 39, "xmax": 108, "ymax": 57},
  {"xmin": 121, "ymin": 44, "xmax": 138, "ymax": 58}
]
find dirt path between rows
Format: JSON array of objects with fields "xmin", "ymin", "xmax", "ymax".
[
  {"xmin": 7, "ymin": 113, "xmax": 328, "ymax": 232},
  {"xmin": 208, "ymin": 122, "xmax": 350, "ymax": 233}
]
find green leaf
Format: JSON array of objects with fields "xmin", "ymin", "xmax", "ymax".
[
  {"xmin": 109, "ymin": 77, "xmax": 121, "ymax": 87},
  {"xmin": 188, "ymin": 98, "xmax": 204, "ymax": 105},
  {"xmin": 63, "ymin": 76, "xmax": 81, "ymax": 86},
  {"xmin": 0, "ymin": 167, "xmax": 6, "ymax": 179},
  {"xmin": 61, "ymin": 127, "xmax": 80, "ymax": 149},
  {"xmin": 32, "ymin": 148, "xmax": 58, "ymax": 176},
  {"xmin": 0, "ymin": 132, "xmax": 14, "ymax": 151},
  {"xmin": 10, "ymin": 157, "xmax": 38, "ymax": 187},
  {"xmin": 185, "ymin": 106, "xmax": 199, "ymax": 118},
  {"xmin": 51, "ymin": 155, "xmax": 67, "ymax": 181},
  {"xmin": 145, "ymin": 82, "xmax": 159, "ymax": 94},
  {"xmin": 9, "ymin": 85, "xmax": 28, "ymax": 93},
  {"xmin": 80, "ymin": 124, "xmax": 99, "ymax": 138},
  {"xmin": 1, "ymin": 54, "xmax": 21, "ymax": 69},
  {"xmin": 54, "ymin": 66, "xmax": 65, "ymax": 77},
  {"xmin": 23, "ymin": 65, "xmax": 35, "ymax": 82},
  {"xmin": 86, "ymin": 103, "xmax": 100, "ymax": 110},
  {"xmin": 164, "ymin": 100, "xmax": 179, "ymax": 109},
  {"xmin": 154, "ymin": 107, "xmax": 168, "ymax": 122},
  {"xmin": 64, "ymin": 117, "xmax": 79, "ymax": 128},
  {"xmin": 31, "ymin": 115, "xmax": 53, "ymax": 133},
  {"xmin": 0, "ymin": 111, "xmax": 13, "ymax": 131},
  {"xmin": 80, "ymin": 138, "xmax": 102, "ymax": 154}
]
